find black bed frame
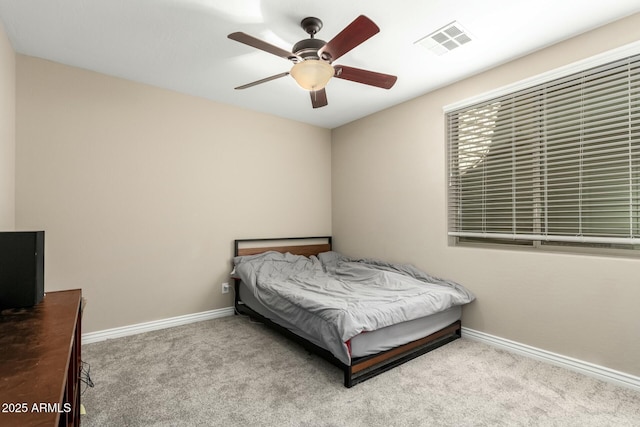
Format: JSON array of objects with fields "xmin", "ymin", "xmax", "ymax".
[{"xmin": 233, "ymin": 237, "xmax": 462, "ymax": 388}]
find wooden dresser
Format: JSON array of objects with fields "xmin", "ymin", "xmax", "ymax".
[{"xmin": 0, "ymin": 289, "xmax": 82, "ymax": 426}]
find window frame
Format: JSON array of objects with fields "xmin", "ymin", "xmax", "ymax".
[{"xmin": 445, "ymin": 42, "xmax": 640, "ymax": 257}]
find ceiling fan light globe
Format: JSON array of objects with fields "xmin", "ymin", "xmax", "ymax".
[{"xmin": 290, "ymin": 60, "xmax": 334, "ymax": 91}]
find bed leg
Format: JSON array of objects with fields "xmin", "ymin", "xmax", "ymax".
[{"xmin": 344, "ymin": 366, "xmax": 353, "ymax": 388}]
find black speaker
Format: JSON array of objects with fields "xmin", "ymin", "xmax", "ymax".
[{"xmin": 0, "ymin": 231, "xmax": 45, "ymax": 309}]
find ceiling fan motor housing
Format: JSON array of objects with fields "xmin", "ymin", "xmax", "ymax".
[
  {"xmin": 292, "ymin": 38, "xmax": 327, "ymax": 61},
  {"xmin": 292, "ymin": 17, "xmax": 330, "ymax": 62}
]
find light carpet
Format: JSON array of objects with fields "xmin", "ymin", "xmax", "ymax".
[{"xmin": 81, "ymin": 315, "xmax": 640, "ymax": 426}]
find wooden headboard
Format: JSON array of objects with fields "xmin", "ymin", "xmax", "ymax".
[{"xmin": 234, "ymin": 236, "xmax": 332, "ymax": 258}]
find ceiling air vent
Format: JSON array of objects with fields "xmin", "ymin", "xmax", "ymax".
[{"xmin": 415, "ymin": 21, "xmax": 472, "ymax": 56}]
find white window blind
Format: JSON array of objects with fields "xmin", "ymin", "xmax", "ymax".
[{"xmin": 447, "ymin": 54, "xmax": 640, "ymax": 246}]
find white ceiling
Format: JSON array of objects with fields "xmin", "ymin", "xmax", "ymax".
[{"xmin": 1, "ymin": 0, "xmax": 639, "ymax": 129}]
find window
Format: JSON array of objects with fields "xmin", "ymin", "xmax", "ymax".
[{"xmin": 447, "ymin": 53, "xmax": 640, "ymax": 252}]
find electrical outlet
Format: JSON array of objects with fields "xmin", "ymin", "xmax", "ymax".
[{"xmin": 222, "ymin": 282, "xmax": 229, "ymax": 294}]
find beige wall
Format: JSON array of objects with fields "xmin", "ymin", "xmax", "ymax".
[
  {"xmin": 15, "ymin": 56, "xmax": 331, "ymax": 332},
  {"xmin": 0, "ymin": 20, "xmax": 15, "ymax": 229},
  {"xmin": 332, "ymin": 13, "xmax": 640, "ymax": 376}
]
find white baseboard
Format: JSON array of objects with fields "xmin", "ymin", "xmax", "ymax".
[
  {"xmin": 462, "ymin": 327, "xmax": 640, "ymax": 392},
  {"xmin": 82, "ymin": 306, "xmax": 235, "ymax": 345}
]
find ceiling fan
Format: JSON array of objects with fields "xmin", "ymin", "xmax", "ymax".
[{"xmin": 228, "ymin": 15, "xmax": 397, "ymax": 109}]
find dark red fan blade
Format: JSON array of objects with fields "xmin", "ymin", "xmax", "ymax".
[
  {"xmin": 228, "ymin": 32, "xmax": 296, "ymax": 61},
  {"xmin": 310, "ymin": 88, "xmax": 328, "ymax": 108},
  {"xmin": 334, "ymin": 65, "xmax": 397, "ymax": 89},
  {"xmin": 234, "ymin": 72, "xmax": 290, "ymax": 90},
  {"xmin": 318, "ymin": 15, "xmax": 379, "ymax": 62}
]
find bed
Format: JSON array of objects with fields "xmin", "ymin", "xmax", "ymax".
[{"xmin": 232, "ymin": 236, "xmax": 475, "ymax": 387}]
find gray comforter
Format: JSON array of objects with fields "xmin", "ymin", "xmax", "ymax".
[{"xmin": 233, "ymin": 251, "xmax": 475, "ymax": 364}]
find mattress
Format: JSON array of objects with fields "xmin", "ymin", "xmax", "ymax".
[{"xmin": 238, "ymin": 281, "xmax": 462, "ymax": 361}]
